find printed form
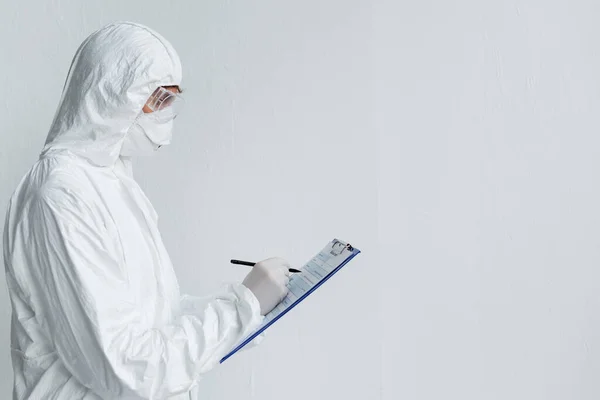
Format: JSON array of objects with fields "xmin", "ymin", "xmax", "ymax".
[
  {"xmin": 220, "ymin": 239, "xmax": 360, "ymax": 363},
  {"xmin": 263, "ymin": 243, "xmax": 354, "ymax": 324}
]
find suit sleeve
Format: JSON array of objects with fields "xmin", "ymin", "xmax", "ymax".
[{"xmin": 29, "ymin": 188, "xmax": 263, "ymax": 399}]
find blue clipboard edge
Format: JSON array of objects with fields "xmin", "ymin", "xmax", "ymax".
[{"xmin": 220, "ymin": 239, "xmax": 361, "ymax": 363}]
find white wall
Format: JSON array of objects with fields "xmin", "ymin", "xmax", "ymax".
[
  {"xmin": 378, "ymin": 1, "xmax": 600, "ymax": 399},
  {"xmin": 1, "ymin": 1, "xmax": 600, "ymax": 399}
]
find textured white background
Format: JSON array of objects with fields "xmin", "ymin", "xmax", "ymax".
[{"xmin": 1, "ymin": 0, "xmax": 599, "ymax": 399}]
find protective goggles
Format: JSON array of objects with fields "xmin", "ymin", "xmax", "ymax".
[{"xmin": 144, "ymin": 86, "xmax": 185, "ymax": 122}]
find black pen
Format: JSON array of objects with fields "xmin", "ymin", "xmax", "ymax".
[{"xmin": 231, "ymin": 259, "xmax": 302, "ymax": 273}]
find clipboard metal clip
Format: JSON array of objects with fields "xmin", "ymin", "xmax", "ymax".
[{"xmin": 330, "ymin": 239, "xmax": 354, "ymax": 256}]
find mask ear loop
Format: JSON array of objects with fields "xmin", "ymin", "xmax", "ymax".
[{"xmin": 128, "ymin": 110, "xmax": 146, "ymax": 132}]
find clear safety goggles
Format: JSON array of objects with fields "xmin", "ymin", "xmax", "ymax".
[{"xmin": 144, "ymin": 86, "xmax": 185, "ymax": 123}]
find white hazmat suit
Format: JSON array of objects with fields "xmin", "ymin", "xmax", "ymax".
[{"xmin": 3, "ymin": 22, "xmax": 278, "ymax": 399}]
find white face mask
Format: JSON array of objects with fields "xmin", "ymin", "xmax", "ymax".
[{"xmin": 120, "ymin": 114, "xmax": 174, "ymax": 156}]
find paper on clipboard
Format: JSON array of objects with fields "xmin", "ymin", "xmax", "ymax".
[{"xmin": 220, "ymin": 238, "xmax": 360, "ymax": 363}]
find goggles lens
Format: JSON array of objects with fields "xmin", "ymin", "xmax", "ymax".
[{"xmin": 145, "ymin": 86, "xmax": 184, "ymax": 122}]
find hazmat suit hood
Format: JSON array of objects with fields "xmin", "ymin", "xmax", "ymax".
[{"xmin": 41, "ymin": 21, "xmax": 182, "ymax": 167}]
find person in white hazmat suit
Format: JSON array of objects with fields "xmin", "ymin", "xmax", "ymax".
[{"xmin": 3, "ymin": 22, "xmax": 291, "ymax": 400}]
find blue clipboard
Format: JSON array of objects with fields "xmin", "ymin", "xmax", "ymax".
[{"xmin": 220, "ymin": 238, "xmax": 361, "ymax": 363}]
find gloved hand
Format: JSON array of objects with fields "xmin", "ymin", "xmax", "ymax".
[{"xmin": 242, "ymin": 257, "xmax": 291, "ymax": 315}]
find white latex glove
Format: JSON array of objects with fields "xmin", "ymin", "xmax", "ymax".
[{"xmin": 242, "ymin": 257, "xmax": 291, "ymax": 315}]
